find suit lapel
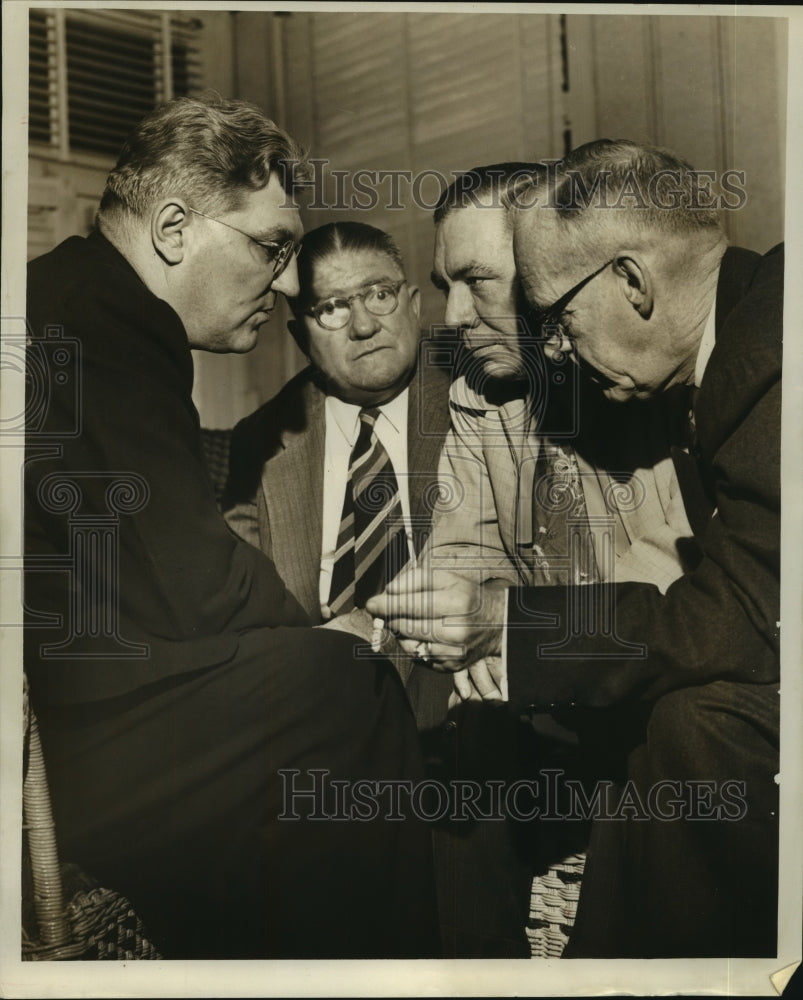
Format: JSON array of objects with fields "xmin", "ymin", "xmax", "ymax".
[
  {"xmin": 671, "ymin": 247, "xmax": 763, "ymax": 541},
  {"xmin": 261, "ymin": 384, "xmax": 325, "ymax": 620}
]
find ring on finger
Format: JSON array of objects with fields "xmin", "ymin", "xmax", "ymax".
[{"xmin": 414, "ymin": 640, "xmax": 432, "ymax": 663}]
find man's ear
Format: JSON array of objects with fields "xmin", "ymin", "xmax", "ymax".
[
  {"xmin": 614, "ymin": 254, "xmax": 652, "ymax": 318},
  {"xmin": 408, "ymin": 285, "xmax": 421, "ymax": 319},
  {"xmin": 151, "ymin": 199, "xmax": 190, "ymax": 265},
  {"xmin": 287, "ymin": 317, "xmax": 309, "ymax": 356}
]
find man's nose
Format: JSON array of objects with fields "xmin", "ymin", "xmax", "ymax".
[
  {"xmin": 349, "ymin": 297, "xmax": 381, "ymax": 339},
  {"xmin": 444, "ymin": 285, "xmax": 477, "ymax": 330},
  {"xmin": 271, "ymin": 254, "xmax": 300, "ymax": 300}
]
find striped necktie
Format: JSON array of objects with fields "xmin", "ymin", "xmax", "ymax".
[{"xmin": 327, "ymin": 408, "xmax": 409, "ymax": 616}]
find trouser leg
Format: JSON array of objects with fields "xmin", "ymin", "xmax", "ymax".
[
  {"xmin": 566, "ymin": 680, "xmax": 779, "ymax": 958},
  {"xmin": 37, "ymin": 626, "xmax": 440, "ymax": 958}
]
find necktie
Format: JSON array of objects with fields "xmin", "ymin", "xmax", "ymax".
[
  {"xmin": 685, "ymin": 385, "xmax": 701, "ymax": 456},
  {"xmin": 530, "ymin": 440, "xmax": 599, "ymax": 587},
  {"xmin": 327, "ymin": 408, "xmax": 408, "ymax": 616}
]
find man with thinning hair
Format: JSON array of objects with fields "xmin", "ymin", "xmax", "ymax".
[
  {"xmin": 371, "ymin": 140, "xmax": 781, "ymax": 957},
  {"xmin": 24, "ymin": 96, "xmax": 438, "ymax": 960}
]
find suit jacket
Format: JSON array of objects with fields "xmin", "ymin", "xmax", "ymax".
[
  {"xmin": 24, "ymin": 231, "xmax": 310, "ymax": 706},
  {"xmin": 506, "ymin": 245, "xmax": 783, "ymax": 711},
  {"xmin": 223, "ymin": 362, "xmax": 452, "ymax": 622}
]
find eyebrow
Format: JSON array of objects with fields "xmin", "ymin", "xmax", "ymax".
[
  {"xmin": 251, "ymin": 225, "xmax": 297, "ymax": 244},
  {"xmin": 435, "ymin": 261, "xmax": 500, "ymax": 284},
  {"xmin": 315, "ymin": 275, "xmax": 400, "ymax": 300}
]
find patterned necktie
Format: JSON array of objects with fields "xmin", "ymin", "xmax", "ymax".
[
  {"xmin": 531, "ymin": 440, "xmax": 599, "ymax": 587},
  {"xmin": 327, "ymin": 408, "xmax": 409, "ymax": 616}
]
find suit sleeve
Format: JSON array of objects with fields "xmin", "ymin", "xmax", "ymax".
[
  {"xmin": 25, "ymin": 270, "xmax": 309, "ymax": 695},
  {"xmin": 506, "ymin": 319, "xmax": 781, "ymax": 713},
  {"xmin": 221, "ymin": 416, "xmax": 265, "ymax": 553}
]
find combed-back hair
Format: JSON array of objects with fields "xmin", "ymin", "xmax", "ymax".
[
  {"xmin": 98, "ymin": 94, "xmax": 310, "ymax": 223},
  {"xmin": 552, "ymin": 138, "xmax": 723, "ymax": 234},
  {"xmin": 433, "ymin": 162, "xmax": 547, "ymax": 224},
  {"xmin": 292, "ymin": 221, "xmax": 405, "ymax": 312}
]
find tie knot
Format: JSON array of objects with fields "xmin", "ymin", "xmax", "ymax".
[{"xmin": 359, "ymin": 407, "xmax": 381, "ymax": 429}]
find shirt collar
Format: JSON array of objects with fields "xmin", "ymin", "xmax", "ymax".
[
  {"xmin": 326, "ymin": 389, "xmax": 408, "ymax": 446},
  {"xmin": 694, "ymin": 296, "xmax": 718, "ymax": 388}
]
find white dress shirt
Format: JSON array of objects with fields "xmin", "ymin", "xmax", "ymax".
[{"xmin": 319, "ymin": 389, "xmax": 415, "ymax": 617}]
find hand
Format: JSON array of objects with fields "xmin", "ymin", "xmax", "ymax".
[
  {"xmin": 366, "ymin": 565, "xmax": 507, "ymax": 673},
  {"xmin": 319, "ymin": 607, "xmax": 415, "ymax": 677},
  {"xmin": 448, "ymin": 658, "xmax": 508, "ymax": 709}
]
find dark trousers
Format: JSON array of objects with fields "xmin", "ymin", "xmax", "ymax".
[
  {"xmin": 35, "ymin": 627, "xmax": 440, "ymax": 959},
  {"xmin": 565, "ymin": 679, "xmax": 780, "ymax": 958}
]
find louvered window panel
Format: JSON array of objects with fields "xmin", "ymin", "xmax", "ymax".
[
  {"xmin": 28, "ymin": 10, "xmax": 53, "ymax": 146},
  {"xmin": 28, "ymin": 10, "xmax": 203, "ymax": 158},
  {"xmin": 66, "ymin": 18, "xmax": 157, "ymax": 156}
]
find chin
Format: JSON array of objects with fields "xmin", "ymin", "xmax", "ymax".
[
  {"xmin": 229, "ymin": 325, "xmax": 265, "ymax": 354},
  {"xmin": 603, "ymin": 385, "xmax": 638, "ymax": 403},
  {"xmin": 482, "ymin": 359, "xmax": 527, "ymax": 382}
]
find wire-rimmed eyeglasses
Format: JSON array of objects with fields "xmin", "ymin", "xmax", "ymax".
[
  {"xmin": 305, "ymin": 279, "xmax": 408, "ymax": 331},
  {"xmin": 188, "ymin": 207, "xmax": 298, "ymax": 279}
]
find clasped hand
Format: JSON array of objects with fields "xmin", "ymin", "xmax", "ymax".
[{"xmin": 366, "ymin": 562, "xmax": 507, "ymax": 680}]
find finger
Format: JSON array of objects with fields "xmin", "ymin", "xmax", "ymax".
[
  {"xmin": 367, "ymin": 585, "xmax": 441, "ymax": 624},
  {"xmin": 468, "ymin": 659, "xmax": 503, "ymax": 700},
  {"xmin": 452, "ymin": 669, "xmax": 474, "ymax": 702},
  {"xmin": 485, "ymin": 657, "xmax": 509, "ymax": 701},
  {"xmin": 398, "ymin": 638, "xmax": 468, "ymax": 661}
]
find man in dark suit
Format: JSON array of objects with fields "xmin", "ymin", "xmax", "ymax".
[
  {"xmin": 24, "ymin": 96, "xmax": 438, "ymax": 960},
  {"xmin": 370, "ymin": 139, "xmax": 781, "ymax": 957},
  {"xmin": 223, "ymin": 221, "xmax": 451, "ymax": 647}
]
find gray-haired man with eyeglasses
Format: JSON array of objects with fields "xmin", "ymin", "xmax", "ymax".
[{"xmin": 24, "ymin": 98, "xmax": 439, "ymax": 959}]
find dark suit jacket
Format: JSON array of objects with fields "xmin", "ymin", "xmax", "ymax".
[
  {"xmin": 24, "ymin": 231, "xmax": 310, "ymax": 706},
  {"xmin": 223, "ymin": 362, "xmax": 452, "ymax": 622},
  {"xmin": 506, "ymin": 245, "xmax": 782, "ymax": 710}
]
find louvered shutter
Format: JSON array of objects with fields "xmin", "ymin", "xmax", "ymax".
[{"xmin": 27, "ymin": 10, "xmax": 203, "ymax": 158}]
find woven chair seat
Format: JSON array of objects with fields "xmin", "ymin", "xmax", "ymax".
[
  {"xmin": 22, "ymin": 675, "xmax": 162, "ymax": 961},
  {"xmin": 526, "ymin": 852, "xmax": 587, "ymax": 959}
]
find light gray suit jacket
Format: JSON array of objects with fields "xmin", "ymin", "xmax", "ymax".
[{"xmin": 222, "ymin": 363, "xmax": 452, "ymax": 623}]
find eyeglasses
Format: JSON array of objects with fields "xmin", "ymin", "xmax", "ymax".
[
  {"xmin": 305, "ymin": 279, "xmax": 407, "ymax": 331},
  {"xmin": 188, "ymin": 207, "xmax": 298, "ymax": 279},
  {"xmin": 530, "ymin": 257, "xmax": 616, "ymax": 335}
]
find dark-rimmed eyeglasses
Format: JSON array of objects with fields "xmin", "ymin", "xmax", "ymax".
[
  {"xmin": 530, "ymin": 257, "xmax": 616, "ymax": 334},
  {"xmin": 305, "ymin": 279, "xmax": 408, "ymax": 331},
  {"xmin": 188, "ymin": 207, "xmax": 298, "ymax": 279}
]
